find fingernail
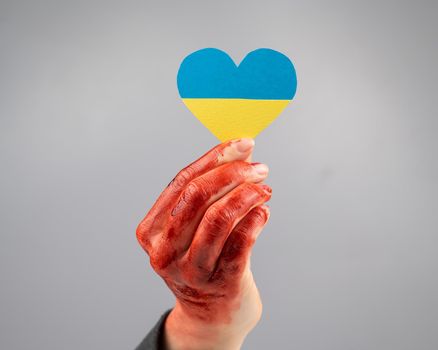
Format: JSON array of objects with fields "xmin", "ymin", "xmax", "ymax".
[
  {"xmin": 232, "ymin": 138, "xmax": 254, "ymax": 153},
  {"xmin": 252, "ymin": 162, "xmax": 269, "ymax": 176}
]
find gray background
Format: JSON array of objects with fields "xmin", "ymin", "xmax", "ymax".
[{"xmin": 1, "ymin": 0, "xmax": 437, "ymax": 349}]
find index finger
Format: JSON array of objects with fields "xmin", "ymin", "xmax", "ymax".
[
  {"xmin": 168, "ymin": 138, "xmax": 254, "ymax": 192},
  {"xmin": 136, "ymin": 138, "xmax": 255, "ymax": 250}
]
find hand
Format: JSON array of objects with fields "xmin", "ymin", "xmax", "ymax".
[{"xmin": 136, "ymin": 139, "xmax": 271, "ymax": 350}]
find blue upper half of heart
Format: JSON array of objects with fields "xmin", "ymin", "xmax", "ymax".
[{"xmin": 177, "ymin": 48, "xmax": 297, "ymax": 100}]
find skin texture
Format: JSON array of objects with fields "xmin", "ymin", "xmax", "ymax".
[{"xmin": 136, "ymin": 138, "xmax": 271, "ymax": 350}]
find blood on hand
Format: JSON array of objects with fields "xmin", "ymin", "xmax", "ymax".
[{"xmin": 136, "ymin": 138, "xmax": 271, "ymax": 327}]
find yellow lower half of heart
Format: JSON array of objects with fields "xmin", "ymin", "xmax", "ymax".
[{"xmin": 181, "ymin": 98, "xmax": 291, "ymax": 141}]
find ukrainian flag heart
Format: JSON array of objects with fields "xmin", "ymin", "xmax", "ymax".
[{"xmin": 177, "ymin": 48, "xmax": 297, "ymax": 141}]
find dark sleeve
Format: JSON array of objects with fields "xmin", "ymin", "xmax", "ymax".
[{"xmin": 135, "ymin": 309, "xmax": 172, "ymax": 350}]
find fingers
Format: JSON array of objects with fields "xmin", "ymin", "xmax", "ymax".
[
  {"xmin": 136, "ymin": 138, "xmax": 254, "ymax": 251},
  {"xmin": 163, "ymin": 162, "xmax": 269, "ymax": 251},
  {"xmin": 211, "ymin": 205, "xmax": 270, "ymax": 281},
  {"xmin": 184, "ymin": 183, "xmax": 272, "ymax": 278}
]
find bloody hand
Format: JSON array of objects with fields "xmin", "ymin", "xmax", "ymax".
[{"xmin": 136, "ymin": 139, "xmax": 271, "ymax": 350}]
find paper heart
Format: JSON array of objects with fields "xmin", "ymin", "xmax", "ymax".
[{"xmin": 177, "ymin": 48, "xmax": 297, "ymax": 141}]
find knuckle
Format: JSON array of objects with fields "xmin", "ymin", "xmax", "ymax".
[
  {"xmin": 172, "ymin": 166, "xmax": 195, "ymax": 189},
  {"xmin": 135, "ymin": 222, "xmax": 145, "ymax": 240},
  {"xmin": 149, "ymin": 248, "xmax": 175, "ymax": 273},
  {"xmin": 136, "ymin": 221, "xmax": 151, "ymax": 251},
  {"xmin": 246, "ymin": 182, "xmax": 268, "ymax": 198},
  {"xmin": 185, "ymin": 180, "xmax": 203, "ymax": 198},
  {"xmin": 135, "ymin": 222, "xmax": 145, "ymax": 242},
  {"xmin": 251, "ymin": 207, "xmax": 269, "ymax": 225},
  {"xmin": 231, "ymin": 182, "xmax": 261, "ymax": 202},
  {"xmin": 171, "ymin": 179, "xmax": 208, "ymax": 216},
  {"xmin": 204, "ymin": 204, "xmax": 234, "ymax": 229},
  {"xmin": 189, "ymin": 177, "xmax": 211, "ymax": 197},
  {"xmin": 186, "ymin": 178, "xmax": 211, "ymax": 202},
  {"xmin": 172, "ymin": 180, "xmax": 208, "ymax": 215}
]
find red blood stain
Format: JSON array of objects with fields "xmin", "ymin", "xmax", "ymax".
[
  {"xmin": 147, "ymin": 185, "xmax": 270, "ymax": 324},
  {"xmin": 136, "ymin": 140, "xmax": 271, "ymax": 326}
]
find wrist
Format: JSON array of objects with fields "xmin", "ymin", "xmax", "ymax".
[
  {"xmin": 163, "ymin": 270, "xmax": 262, "ymax": 350},
  {"xmin": 164, "ymin": 302, "xmax": 249, "ymax": 350}
]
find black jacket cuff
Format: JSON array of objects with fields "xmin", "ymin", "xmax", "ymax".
[{"xmin": 135, "ymin": 309, "xmax": 172, "ymax": 350}]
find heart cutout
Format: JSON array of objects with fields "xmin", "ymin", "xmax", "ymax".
[{"xmin": 177, "ymin": 48, "xmax": 297, "ymax": 141}]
